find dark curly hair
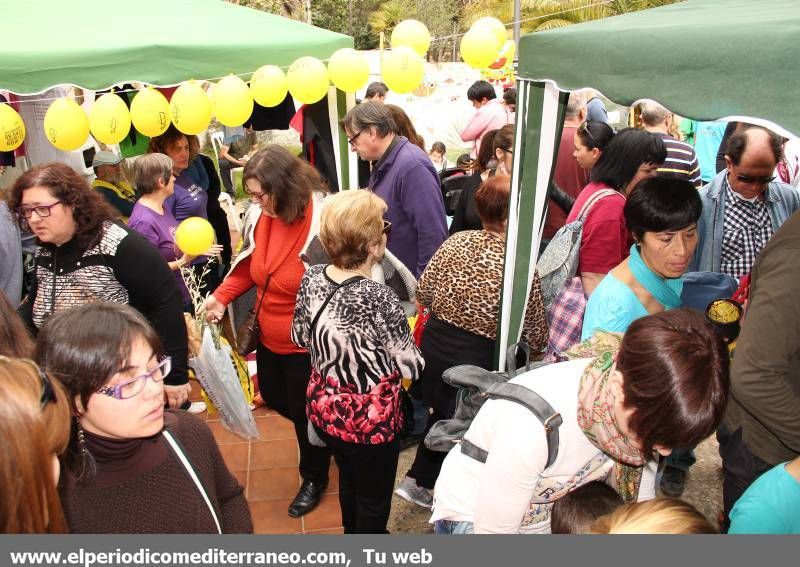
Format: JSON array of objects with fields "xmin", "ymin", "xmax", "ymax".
[
  {"xmin": 8, "ymin": 163, "xmax": 116, "ymax": 250},
  {"xmin": 146, "ymin": 125, "xmax": 198, "ymax": 162},
  {"xmin": 243, "ymin": 145, "xmax": 328, "ymax": 224}
]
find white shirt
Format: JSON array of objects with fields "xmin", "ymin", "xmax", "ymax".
[{"xmin": 430, "ymin": 359, "xmax": 656, "ymax": 534}]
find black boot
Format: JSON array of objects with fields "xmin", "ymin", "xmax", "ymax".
[{"xmin": 288, "ymin": 479, "xmax": 327, "ymax": 518}]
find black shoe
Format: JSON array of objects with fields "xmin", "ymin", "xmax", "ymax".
[
  {"xmin": 288, "ymin": 480, "xmax": 327, "ymax": 518},
  {"xmin": 660, "ymin": 466, "xmax": 687, "ymax": 497}
]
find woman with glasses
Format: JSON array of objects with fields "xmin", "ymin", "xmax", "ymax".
[
  {"xmin": 8, "ymin": 162, "xmax": 192, "ymax": 411},
  {"xmin": 574, "ymin": 120, "xmax": 615, "ymax": 172},
  {"xmin": 204, "ymin": 145, "xmax": 333, "ymax": 519},
  {"xmin": 129, "ymin": 153, "xmax": 222, "ymax": 312},
  {"xmin": 291, "ymin": 190, "xmax": 422, "ymax": 533},
  {"xmin": 35, "ymin": 302, "xmax": 252, "ymax": 533},
  {"xmin": 395, "ymin": 175, "xmax": 548, "ymax": 510},
  {"xmin": 0, "ymin": 356, "xmax": 71, "ymax": 533}
]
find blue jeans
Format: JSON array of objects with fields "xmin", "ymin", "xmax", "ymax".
[
  {"xmin": 434, "ymin": 519, "xmax": 474, "ymax": 534},
  {"xmin": 665, "ymin": 446, "xmax": 697, "ymax": 472}
]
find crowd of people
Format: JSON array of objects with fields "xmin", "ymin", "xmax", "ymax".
[{"xmin": 1, "ymin": 80, "xmax": 799, "ymax": 536}]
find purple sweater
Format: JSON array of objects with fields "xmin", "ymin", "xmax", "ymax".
[{"xmin": 369, "ymin": 137, "xmax": 448, "ymax": 277}]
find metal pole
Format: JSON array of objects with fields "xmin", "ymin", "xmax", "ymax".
[{"xmin": 513, "ymin": 0, "xmax": 521, "ymax": 44}]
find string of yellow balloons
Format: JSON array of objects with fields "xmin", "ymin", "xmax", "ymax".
[{"xmin": 0, "ymin": 17, "xmax": 515, "ymax": 153}]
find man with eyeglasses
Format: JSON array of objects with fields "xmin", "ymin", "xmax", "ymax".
[
  {"xmin": 690, "ymin": 126, "xmax": 799, "ymax": 278},
  {"xmin": 341, "ymin": 101, "xmax": 447, "ymax": 278}
]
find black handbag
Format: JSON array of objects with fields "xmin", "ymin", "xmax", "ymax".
[{"xmin": 235, "ymin": 275, "xmax": 270, "ymax": 356}]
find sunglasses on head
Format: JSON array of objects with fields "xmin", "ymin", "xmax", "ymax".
[
  {"xmin": 382, "ymin": 219, "xmax": 392, "ymax": 236},
  {"xmin": 579, "ymin": 121, "xmax": 598, "ymax": 147}
]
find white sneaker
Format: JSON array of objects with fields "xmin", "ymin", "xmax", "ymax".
[
  {"xmin": 394, "ymin": 476, "xmax": 433, "ymax": 509},
  {"xmin": 186, "ymin": 401, "xmax": 207, "ymax": 414}
]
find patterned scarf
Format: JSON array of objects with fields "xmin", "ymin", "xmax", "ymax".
[{"xmin": 566, "ymin": 332, "xmax": 647, "ymax": 503}]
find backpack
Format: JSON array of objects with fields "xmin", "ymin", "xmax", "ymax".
[
  {"xmin": 537, "ymin": 189, "xmax": 619, "ymax": 309},
  {"xmin": 424, "ymin": 344, "xmax": 563, "ymax": 469}
]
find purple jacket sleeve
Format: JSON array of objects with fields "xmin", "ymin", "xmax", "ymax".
[{"xmin": 397, "ymin": 164, "xmax": 448, "ymax": 277}]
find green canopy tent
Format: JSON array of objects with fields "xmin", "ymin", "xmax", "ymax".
[
  {"xmin": 0, "ymin": 0, "xmax": 359, "ymax": 188},
  {"xmin": 498, "ymin": 0, "xmax": 800, "ymax": 368}
]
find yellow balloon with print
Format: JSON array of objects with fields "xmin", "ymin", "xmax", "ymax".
[
  {"xmin": 0, "ymin": 103, "xmax": 26, "ymax": 152},
  {"xmin": 89, "ymin": 93, "xmax": 131, "ymax": 145},
  {"xmin": 287, "ymin": 57, "xmax": 329, "ymax": 105},
  {"xmin": 170, "ymin": 81, "xmax": 212, "ymax": 136},
  {"xmin": 43, "ymin": 98, "xmax": 89, "ymax": 152},
  {"xmin": 328, "ymin": 48, "xmax": 369, "ymax": 93},
  {"xmin": 175, "ymin": 217, "xmax": 215, "ymax": 256},
  {"xmin": 460, "ymin": 26, "xmax": 501, "ymax": 69},
  {"xmin": 250, "ymin": 65, "xmax": 288, "ymax": 107},
  {"xmin": 391, "ymin": 19, "xmax": 431, "ymax": 57},
  {"xmin": 213, "ymin": 75, "xmax": 254, "ymax": 127},
  {"xmin": 472, "ymin": 16, "xmax": 508, "ymax": 47},
  {"xmin": 382, "ymin": 46, "xmax": 424, "ymax": 94},
  {"xmin": 130, "ymin": 88, "xmax": 171, "ymax": 137}
]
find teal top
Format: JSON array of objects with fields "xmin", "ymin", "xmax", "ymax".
[
  {"xmin": 581, "ymin": 274, "xmax": 648, "ymax": 340},
  {"xmin": 729, "ymin": 462, "xmax": 800, "ymax": 534}
]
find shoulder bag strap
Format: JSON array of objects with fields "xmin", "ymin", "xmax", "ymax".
[
  {"xmin": 577, "ymin": 188, "xmax": 621, "ymax": 223},
  {"xmin": 162, "ymin": 430, "xmax": 222, "ymax": 534},
  {"xmin": 309, "ymin": 273, "xmax": 365, "ymax": 334},
  {"xmin": 460, "ymin": 382, "xmax": 562, "ymax": 469}
]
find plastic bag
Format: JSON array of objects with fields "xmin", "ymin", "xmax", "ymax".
[{"xmin": 189, "ymin": 327, "xmax": 259, "ymax": 440}]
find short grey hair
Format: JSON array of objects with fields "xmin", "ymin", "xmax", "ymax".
[
  {"xmin": 341, "ymin": 101, "xmax": 397, "ymax": 138},
  {"xmin": 566, "ymin": 91, "xmax": 585, "ymax": 118},
  {"xmin": 639, "ymin": 100, "xmax": 671, "ymax": 127},
  {"xmin": 134, "ymin": 153, "xmax": 173, "ymax": 196}
]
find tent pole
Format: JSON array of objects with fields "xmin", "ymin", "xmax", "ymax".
[{"xmin": 496, "ymin": 80, "xmax": 566, "ymax": 370}]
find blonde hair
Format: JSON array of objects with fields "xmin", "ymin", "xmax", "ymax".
[
  {"xmin": 0, "ymin": 357, "xmax": 71, "ymax": 533},
  {"xmin": 590, "ymin": 498, "xmax": 717, "ymax": 534},
  {"xmin": 320, "ymin": 191, "xmax": 387, "ymax": 269}
]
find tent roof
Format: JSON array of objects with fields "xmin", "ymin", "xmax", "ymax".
[
  {"xmin": 0, "ymin": 0, "xmax": 352, "ymax": 94},
  {"xmin": 518, "ymin": 0, "xmax": 800, "ymax": 136}
]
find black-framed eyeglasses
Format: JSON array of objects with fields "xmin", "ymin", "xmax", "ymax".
[
  {"xmin": 578, "ymin": 121, "xmax": 598, "ymax": 147},
  {"xmin": 17, "ymin": 201, "xmax": 62, "ymax": 221},
  {"xmin": 382, "ymin": 219, "xmax": 392, "ymax": 236},
  {"xmin": 502, "ymin": 147, "xmax": 514, "ymax": 154},
  {"xmin": 244, "ymin": 188, "xmax": 267, "ymax": 200},
  {"xmin": 96, "ymin": 356, "xmax": 171, "ymax": 400},
  {"xmin": 736, "ymin": 173, "xmax": 775, "ymax": 185},
  {"xmin": 347, "ymin": 130, "xmax": 363, "ymax": 147}
]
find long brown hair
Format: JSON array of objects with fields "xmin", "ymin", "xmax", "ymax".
[
  {"xmin": 7, "ymin": 163, "xmax": 116, "ymax": 250},
  {"xmin": 385, "ymin": 104, "xmax": 425, "ymax": 150},
  {"xmin": 243, "ymin": 145, "xmax": 328, "ymax": 224},
  {"xmin": 0, "ymin": 357, "xmax": 70, "ymax": 533},
  {"xmin": 0, "ymin": 290, "xmax": 34, "ymax": 358}
]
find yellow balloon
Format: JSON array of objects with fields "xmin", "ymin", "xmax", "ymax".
[
  {"xmin": 43, "ymin": 98, "xmax": 89, "ymax": 152},
  {"xmin": 175, "ymin": 217, "xmax": 215, "ymax": 256},
  {"xmin": 130, "ymin": 88, "xmax": 171, "ymax": 138},
  {"xmin": 472, "ymin": 16, "xmax": 508, "ymax": 47},
  {"xmin": 213, "ymin": 75, "xmax": 254, "ymax": 127},
  {"xmin": 170, "ymin": 81, "xmax": 212, "ymax": 136},
  {"xmin": 250, "ymin": 65, "xmax": 288, "ymax": 107},
  {"xmin": 89, "ymin": 93, "xmax": 131, "ymax": 145},
  {"xmin": 0, "ymin": 103, "xmax": 25, "ymax": 152},
  {"xmin": 391, "ymin": 19, "xmax": 431, "ymax": 57},
  {"xmin": 460, "ymin": 27, "xmax": 501, "ymax": 69},
  {"xmin": 328, "ymin": 48, "xmax": 369, "ymax": 93},
  {"xmin": 287, "ymin": 57, "xmax": 329, "ymax": 105},
  {"xmin": 382, "ymin": 46, "xmax": 424, "ymax": 94}
]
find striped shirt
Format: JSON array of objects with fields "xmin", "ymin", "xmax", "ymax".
[
  {"xmin": 656, "ymin": 132, "xmax": 702, "ymax": 188},
  {"xmin": 720, "ymin": 178, "xmax": 773, "ymax": 278}
]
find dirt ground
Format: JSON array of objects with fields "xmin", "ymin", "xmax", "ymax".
[{"xmin": 387, "ymin": 436, "xmax": 723, "ymax": 533}]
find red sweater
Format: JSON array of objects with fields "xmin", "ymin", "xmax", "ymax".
[
  {"xmin": 566, "ymin": 182, "xmax": 629, "ymax": 275},
  {"xmin": 213, "ymin": 204, "xmax": 312, "ymax": 354}
]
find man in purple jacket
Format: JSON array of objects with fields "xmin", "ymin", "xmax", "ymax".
[{"xmin": 342, "ymin": 102, "xmax": 448, "ymax": 278}]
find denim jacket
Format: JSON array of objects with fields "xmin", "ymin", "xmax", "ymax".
[{"xmin": 689, "ymin": 170, "xmax": 800, "ymax": 273}]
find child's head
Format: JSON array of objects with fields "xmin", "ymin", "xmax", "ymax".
[
  {"xmin": 429, "ymin": 141, "xmax": 446, "ymax": 162},
  {"xmin": 456, "ymin": 153, "xmax": 473, "ymax": 170},
  {"xmin": 550, "ymin": 481, "xmax": 623, "ymax": 534},
  {"xmin": 590, "ymin": 498, "xmax": 717, "ymax": 534}
]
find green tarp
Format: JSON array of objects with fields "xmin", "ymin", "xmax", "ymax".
[
  {"xmin": 518, "ymin": 0, "xmax": 800, "ymax": 136},
  {"xmin": 0, "ymin": 0, "xmax": 352, "ymax": 94}
]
